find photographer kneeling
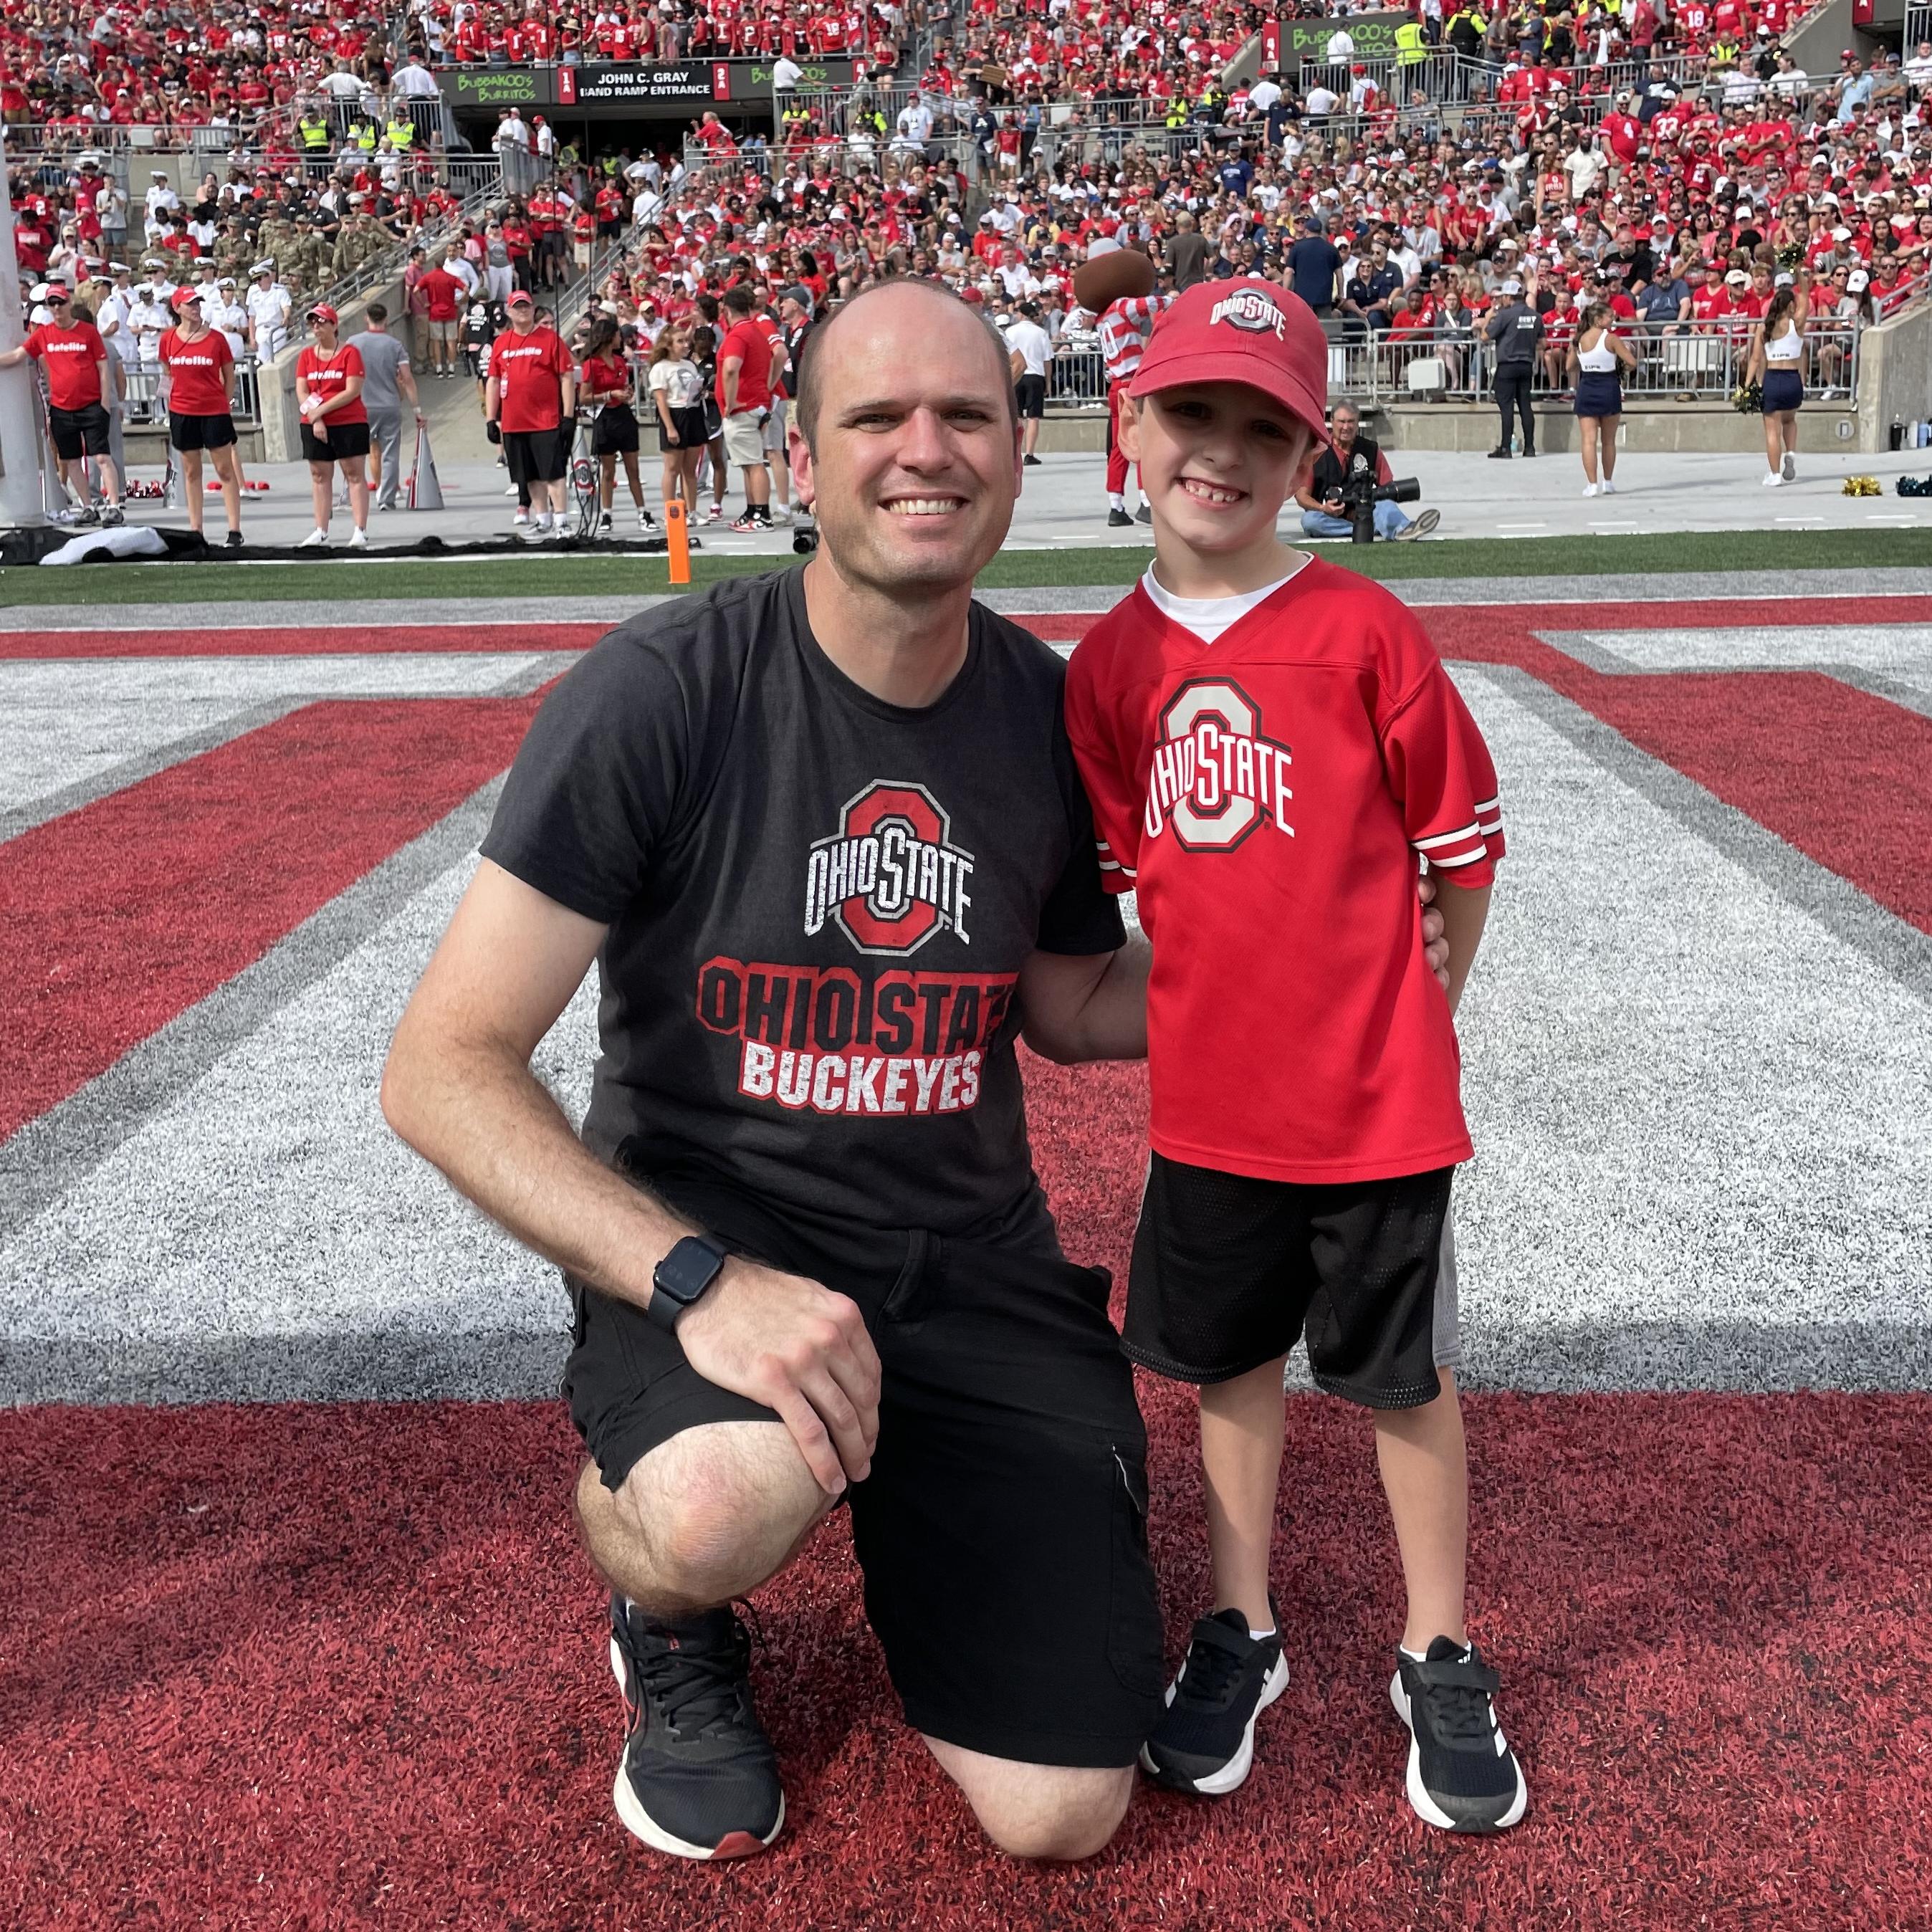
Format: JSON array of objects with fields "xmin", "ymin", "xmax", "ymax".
[{"xmin": 1296, "ymin": 403, "xmax": 1440, "ymax": 541}]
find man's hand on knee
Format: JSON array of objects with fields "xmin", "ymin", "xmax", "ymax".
[{"xmin": 676, "ymin": 1258, "xmax": 881, "ymax": 1495}]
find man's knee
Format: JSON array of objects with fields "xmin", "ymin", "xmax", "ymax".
[
  {"xmin": 580, "ymin": 1421, "xmax": 827, "ymax": 1606},
  {"xmin": 927, "ymin": 1741, "xmax": 1134, "ymax": 1862}
]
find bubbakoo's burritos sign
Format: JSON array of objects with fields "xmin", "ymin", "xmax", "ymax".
[{"xmin": 1283, "ymin": 12, "xmax": 1413, "ymax": 63}]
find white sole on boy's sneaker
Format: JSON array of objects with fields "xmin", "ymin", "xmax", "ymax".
[
  {"xmin": 1139, "ymin": 1652, "xmax": 1289, "ymax": 1796},
  {"xmin": 1390, "ymin": 1670, "xmax": 1529, "ymax": 1832}
]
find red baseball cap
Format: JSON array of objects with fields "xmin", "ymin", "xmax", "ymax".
[
  {"xmin": 306, "ymin": 301, "xmax": 338, "ymax": 325},
  {"xmin": 170, "ymin": 287, "xmax": 203, "ymax": 312},
  {"xmin": 1128, "ymin": 278, "xmax": 1329, "ymax": 441}
]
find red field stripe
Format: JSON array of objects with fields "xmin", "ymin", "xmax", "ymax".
[
  {"xmin": 0, "ymin": 624, "xmax": 609, "ymax": 660},
  {"xmin": 0, "ymin": 697, "xmax": 537, "ymax": 1143},
  {"xmin": 1422, "ymin": 608, "xmax": 1932, "ymax": 934},
  {"xmin": 1, "ymin": 1385, "xmax": 1927, "ymax": 1928}
]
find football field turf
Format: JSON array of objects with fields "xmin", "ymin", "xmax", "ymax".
[{"xmin": 2, "ymin": 551, "xmax": 1927, "ymax": 1928}]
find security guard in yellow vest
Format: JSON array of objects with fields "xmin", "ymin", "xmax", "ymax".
[
  {"xmin": 387, "ymin": 114, "xmax": 416, "ymax": 153},
  {"xmin": 299, "ymin": 111, "xmax": 332, "ymax": 178},
  {"xmin": 353, "ymin": 116, "xmax": 379, "ymax": 158},
  {"xmin": 1395, "ymin": 16, "xmax": 1427, "ymax": 64}
]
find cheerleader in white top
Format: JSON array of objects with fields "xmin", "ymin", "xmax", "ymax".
[
  {"xmin": 1749, "ymin": 284, "xmax": 1807, "ymax": 486},
  {"xmin": 1567, "ymin": 302, "xmax": 1639, "ymax": 497}
]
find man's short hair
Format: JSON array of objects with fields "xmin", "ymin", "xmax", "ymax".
[
  {"xmin": 795, "ymin": 281, "xmax": 1018, "ymax": 452},
  {"xmin": 365, "ymin": 301, "xmax": 388, "ymax": 323},
  {"xmin": 722, "ymin": 283, "xmax": 759, "ymax": 315}
]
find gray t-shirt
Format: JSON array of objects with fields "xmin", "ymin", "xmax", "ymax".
[{"xmin": 349, "ymin": 327, "xmax": 408, "ymax": 410}]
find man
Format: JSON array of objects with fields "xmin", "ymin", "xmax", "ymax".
[
  {"xmin": 1284, "ymin": 215, "xmax": 1342, "ymax": 315},
  {"xmin": 486, "ymin": 290, "xmax": 575, "ymax": 538},
  {"xmin": 1296, "ymin": 402, "xmax": 1438, "ymax": 541},
  {"xmin": 393, "ymin": 52, "xmax": 444, "ymax": 150},
  {"xmin": 772, "ymin": 52, "xmax": 804, "ymax": 139},
  {"xmin": 715, "ymin": 282, "xmax": 775, "ymax": 532},
  {"xmin": 351, "ymin": 302, "xmax": 426, "ymax": 512},
  {"xmin": 245, "ymin": 261, "xmax": 292, "ymax": 363},
  {"xmin": 419, "ymin": 252, "xmax": 466, "ymax": 378},
  {"xmin": 0, "ymin": 282, "xmax": 124, "ymax": 525},
  {"xmin": 1165, "ymin": 210, "xmax": 1210, "ymax": 291},
  {"xmin": 1003, "ymin": 297, "xmax": 1052, "ymax": 465},
  {"xmin": 1485, "ymin": 276, "xmax": 1543, "ymax": 457},
  {"xmin": 383, "ymin": 274, "xmax": 1460, "ymax": 1866}
]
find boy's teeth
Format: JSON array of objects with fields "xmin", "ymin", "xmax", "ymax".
[{"xmin": 1184, "ymin": 480, "xmax": 1240, "ymax": 504}]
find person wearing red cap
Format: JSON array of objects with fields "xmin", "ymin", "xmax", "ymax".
[
  {"xmin": 1063, "ymin": 276, "xmax": 1526, "ymax": 1834},
  {"xmin": 158, "ymin": 288, "xmax": 242, "ymax": 546},
  {"xmin": 295, "ymin": 303, "xmax": 371, "ymax": 549},
  {"xmin": 487, "ymin": 289, "xmax": 575, "ymax": 539},
  {"xmin": 0, "ymin": 282, "xmax": 124, "ymax": 526}
]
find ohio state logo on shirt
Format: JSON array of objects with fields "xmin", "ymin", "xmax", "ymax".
[
  {"xmin": 1144, "ymin": 679, "xmax": 1295, "ymax": 851},
  {"xmin": 803, "ymin": 780, "xmax": 975, "ymax": 956}
]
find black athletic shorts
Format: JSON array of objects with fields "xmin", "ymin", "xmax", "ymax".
[
  {"xmin": 563, "ymin": 1152, "xmax": 1165, "ymax": 1769},
  {"xmin": 172, "ymin": 410, "xmax": 239, "ymax": 453},
  {"xmin": 1015, "ymin": 373, "xmax": 1046, "ymax": 420},
  {"xmin": 504, "ymin": 425, "xmax": 569, "ymax": 484},
  {"xmin": 591, "ymin": 406, "xmax": 640, "ymax": 456},
  {"xmin": 1124, "ymin": 1153, "xmax": 1453, "ymax": 1409},
  {"xmin": 49, "ymin": 401, "xmax": 111, "ymax": 459},
  {"xmin": 300, "ymin": 420, "xmax": 368, "ymax": 462}
]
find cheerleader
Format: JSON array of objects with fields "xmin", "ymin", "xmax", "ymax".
[
  {"xmin": 1568, "ymin": 301, "xmax": 1639, "ymax": 497},
  {"xmin": 1750, "ymin": 285, "xmax": 1807, "ymax": 485}
]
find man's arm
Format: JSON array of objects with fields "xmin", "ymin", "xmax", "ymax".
[
  {"xmin": 397, "ymin": 353, "xmax": 422, "ymax": 415},
  {"xmin": 1433, "ymin": 878, "xmax": 1491, "ymax": 1013},
  {"xmin": 719, "ymin": 350, "xmax": 742, "ymax": 413},
  {"xmin": 382, "ymin": 860, "xmax": 880, "ymax": 1493}
]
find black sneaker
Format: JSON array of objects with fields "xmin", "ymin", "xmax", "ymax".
[
  {"xmin": 1486, "ymin": 447, "xmax": 1513, "ymax": 459},
  {"xmin": 1106, "ymin": 507, "xmax": 1134, "ymax": 527},
  {"xmin": 1390, "ymin": 1637, "xmax": 1528, "ymax": 1832},
  {"xmin": 224, "ymin": 530, "xmax": 244, "ymax": 548},
  {"xmin": 730, "ymin": 510, "xmax": 772, "ymax": 533},
  {"xmin": 1134, "ymin": 504, "xmax": 1154, "ymax": 524},
  {"xmin": 608, "ymin": 1594, "xmax": 785, "ymax": 1860},
  {"xmin": 1139, "ymin": 1609, "xmax": 1289, "ymax": 1795},
  {"xmin": 1023, "ymin": 453, "xmax": 1042, "ymax": 466}
]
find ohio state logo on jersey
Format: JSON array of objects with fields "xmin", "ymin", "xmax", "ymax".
[
  {"xmin": 804, "ymin": 780, "xmax": 975, "ymax": 956},
  {"xmin": 1144, "ymin": 679, "xmax": 1294, "ymax": 851}
]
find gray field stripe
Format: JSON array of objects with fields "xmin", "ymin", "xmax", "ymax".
[
  {"xmin": 11, "ymin": 1312, "xmax": 1931, "ymax": 1407},
  {"xmin": 492, "ymin": 654, "xmax": 585, "ymax": 695},
  {"xmin": 1828, "ymin": 670, "xmax": 1932, "ymax": 720},
  {"xmin": 0, "ymin": 779, "xmax": 503, "ymax": 1247},
  {"xmin": 0, "ymin": 701, "xmax": 302, "ymax": 843},
  {"xmin": 1474, "ymin": 663, "xmax": 1932, "ymax": 1004}
]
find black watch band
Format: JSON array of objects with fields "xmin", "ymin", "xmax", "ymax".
[{"xmin": 648, "ymin": 1234, "xmax": 727, "ymax": 1333}]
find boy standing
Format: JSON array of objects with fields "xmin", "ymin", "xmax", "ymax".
[{"xmin": 1063, "ymin": 277, "xmax": 1526, "ymax": 1834}]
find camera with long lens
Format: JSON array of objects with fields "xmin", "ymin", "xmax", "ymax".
[
  {"xmin": 793, "ymin": 512, "xmax": 820, "ymax": 555},
  {"xmin": 1335, "ymin": 470, "xmax": 1421, "ymax": 543}
]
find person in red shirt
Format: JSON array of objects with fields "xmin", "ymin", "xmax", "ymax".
[
  {"xmin": 714, "ymin": 282, "xmax": 775, "ymax": 531},
  {"xmin": 578, "ymin": 311, "xmax": 656, "ymax": 535},
  {"xmin": 0, "ymin": 282, "xmax": 124, "ymax": 524},
  {"xmin": 419, "ymin": 252, "xmax": 466, "ymax": 378},
  {"xmin": 1063, "ymin": 277, "xmax": 1525, "ymax": 1832},
  {"xmin": 295, "ymin": 302, "xmax": 370, "ymax": 548},
  {"xmin": 487, "ymin": 288, "xmax": 577, "ymax": 536},
  {"xmin": 158, "ymin": 289, "xmax": 243, "ymax": 544}
]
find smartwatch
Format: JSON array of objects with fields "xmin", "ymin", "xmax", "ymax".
[{"xmin": 648, "ymin": 1234, "xmax": 727, "ymax": 1333}]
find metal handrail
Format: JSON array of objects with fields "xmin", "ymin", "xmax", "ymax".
[{"xmin": 279, "ymin": 173, "xmax": 510, "ymax": 357}]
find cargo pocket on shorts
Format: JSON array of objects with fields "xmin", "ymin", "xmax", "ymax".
[{"xmin": 1104, "ymin": 1438, "xmax": 1165, "ymax": 1698}]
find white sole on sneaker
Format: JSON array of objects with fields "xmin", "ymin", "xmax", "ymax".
[
  {"xmin": 606, "ymin": 1635, "xmax": 785, "ymax": 1859},
  {"xmin": 1139, "ymin": 1652, "xmax": 1290, "ymax": 1796},
  {"xmin": 1389, "ymin": 1670, "xmax": 1529, "ymax": 1832}
]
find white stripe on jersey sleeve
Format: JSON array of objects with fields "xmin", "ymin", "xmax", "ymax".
[{"xmin": 1412, "ymin": 821, "xmax": 1481, "ymax": 853}]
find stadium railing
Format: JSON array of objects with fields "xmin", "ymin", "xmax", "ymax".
[
  {"xmin": 1046, "ymin": 319, "xmax": 1862, "ymax": 410},
  {"xmin": 117, "ymin": 356, "xmax": 264, "ymax": 429}
]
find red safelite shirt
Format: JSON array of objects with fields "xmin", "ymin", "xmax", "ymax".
[
  {"xmin": 159, "ymin": 326, "xmax": 235, "ymax": 415},
  {"xmin": 24, "ymin": 320, "xmax": 107, "ymax": 410},
  {"xmin": 491, "ymin": 325, "xmax": 573, "ymax": 431},
  {"xmin": 714, "ymin": 317, "xmax": 773, "ymax": 414},
  {"xmin": 297, "ymin": 342, "xmax": 368, "ymax": 425},
  {"xmin": 1064, "ymin": 560, "xmax": 1504, "ymax": 1185}
]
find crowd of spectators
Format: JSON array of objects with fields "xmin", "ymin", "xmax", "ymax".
[{"xmin": 408, "ymin": 0, "xmax": 907, "ymax": 67}]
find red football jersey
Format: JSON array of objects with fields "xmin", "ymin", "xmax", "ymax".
[{"xmin": 1064, "ymin": 560, "xmax": 1504, "ymax": 1185}]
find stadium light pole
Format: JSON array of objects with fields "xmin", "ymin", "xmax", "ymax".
[{"xmin": 0, "ymin": 130, "xmax": 49, "ymax": 528}]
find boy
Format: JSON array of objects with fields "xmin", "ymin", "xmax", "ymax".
[{"xmin": 1063, "ymin": 277, "xmax": 1526, "ymax": 1834}]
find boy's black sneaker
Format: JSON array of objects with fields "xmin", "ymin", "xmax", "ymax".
[
  {"xmin": 608, "ymin": 1594, "xmax": 785, "ymax": 1860},
  {"xmin": 1106, "ymin": 507, "xmax": 1134, "ymax": 527},
  {"xmin": 1390, "ymin": 1637, "xmax": 1528, "ymax": 1832},
  {"xmin": 1139, "ymin": 1608, "xmax": 1289, "ymax": 1795}
]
